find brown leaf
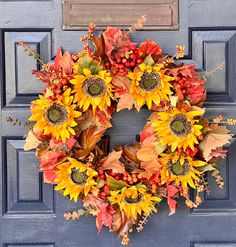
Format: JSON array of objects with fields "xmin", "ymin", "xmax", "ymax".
[
  {"xmin": 24, "ymin": 130, "xmax": 42, "ymax": 151},
  {"xmin": 100, "ymin": 151, "xmax": 126, "ymax": 173},
  {"xmin": 122, "ymin": 143, "xmax": 141, "ymax": 164},
  {"xmin": 112, "ymin": 209, "xmax": 136, "ymax": 237},
  {"xmin": 75, "ymin": 126, "xmax": 107, "ymax": 158},
  {"xmin": 93, "ymin": 34, "xmax": 106, "ymax": 60},
  {"xmin": 199, "ymin": 124, "xmax": 233, "ymax": 161}
]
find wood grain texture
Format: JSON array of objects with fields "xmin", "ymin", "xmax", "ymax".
[{"xmin": 63, "ymin": 0, "xmax": 179, "ymax": 30}]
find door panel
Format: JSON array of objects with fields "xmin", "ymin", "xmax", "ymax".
[{"xmin": 1, "ymin": 1, "xmax": 236, "ymax": 247}]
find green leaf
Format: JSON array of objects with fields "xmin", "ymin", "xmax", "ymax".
[
  {"xmin": 155, "ymin": 143, "xmax": 166, "ymax": 154},
  {"xmin": 199, "ymin": 163, "xmax": 216, "ymax": 172},
  {"xmin": 106, "ymin": 174, "xmax": 129, "ymax": 191},
  {"xmin": 78, "ymin": 55, "xmax": 100, "ymax": 75},
  {"xmin": 143, "ymin": 54, "xmax": 155, "ymax": 66},
  {"xmin": 96, "ymin": 177, "xmax": 105, "ymax": 189}
]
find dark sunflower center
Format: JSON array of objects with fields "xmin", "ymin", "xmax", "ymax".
[
  {"xmin": 139, "ymin": 71, "xmax": 161, "ymax": 92},
  {"xmin": 45, "ymin": 104, "xmax": 68, "ymax": 125},
  {"xmin": 124, "ymin": 192, "xmax": 143, "ymax": 204},
  {"xmin": 169, "ymin": 114, "xmax": 192, "ymax": 137},
  {"xmin": 71, "ymin": 169, "xmax": 88, "ymax": 185},
  {"xmin": 168, "ymin": 159, "xmax": 190, "ymax": 176},
  {"xmin": 83, "ymin": 78, "xmax": 106, "ymax": 97}
]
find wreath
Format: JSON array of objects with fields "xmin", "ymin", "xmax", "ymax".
[{"xmin": 19, "ymin": 19, "xmax": 235, "ymax": 245}]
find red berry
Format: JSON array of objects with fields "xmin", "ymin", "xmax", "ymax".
[
  {"xmin": 130, "ymin": 61, "xmax": 135, "ymax": 67},
  {"xmin": 115, "ymin": 63, "xmax": 119, "ymax": 69},
  {"xmin": 112, "ymin": 69, "xmax": 117, "ymax": 75},
  {"xmin": 117, "ymin": 58, "xmax": 121, "ymax": 63},
  {"xmin": 137, "ymin": 58, "xmax": 142, "ymax": 64},
  {"xmin": 198, "ymin": 135, "xmax": 203, "ymax": 141},
  {"xmin": 125, "ymin": 62, "xmax": 130, "ymax": 67},
  {"xmin": 185, "ymin": 148, "xmax": 192, "ymax": 156},
  {"xmin": 115, "ymin": 175, "xmax": 120, "ymax": 180},
  {"xmin": 62, "ymin": 79, "xmax": 68, "ymax": 85},
  {"xmin": 42, "ymin": 89, "xmax": 46, "ymax": 95},
  {"xmin": 177, "ymin": 148, "xmax": 183, "ymax": 153},
  {"xmin": 122, "ymin": 58, "xmax": 127, "ymax": 64},
  {"xmin": 51, "ymin": 84, "xmax": 57, "ymax": 90},
  {"xmin": 100, "ymin": 174, "xmax": 105, "ymax": 179},
  {"xmin": 119, "ymin": 64, "xmax": 124, "ymax": 69},
  {"xmin": 130, "ymin": 54, "xmax": 135, "ymax": 60},
  {"xmin": 58, "ymin": 82, "xmax": 63, "ymax": 88},
  {"xmin": 98, "ymin": 170, "xmax": 104, "ymax": 175},
  {"xmin": 110, "ymin": 171, "xmax": 116, "ymax": 177}
]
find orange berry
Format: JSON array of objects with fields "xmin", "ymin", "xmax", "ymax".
[
  {"xmin": 137, "ymin": 174, "xmax": 143, "ymax": 179},
  {"xmin": 132, "ymin": 177, "xmax": 138, "ymax": 183},
  {"xmin": 127, "ymin": 176, "xmax": 132, "ymax": 182}
]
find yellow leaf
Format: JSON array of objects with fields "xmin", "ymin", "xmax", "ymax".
[{"xmin": 24, "ymin": 130, "xmax": 42, "ymax": 151}]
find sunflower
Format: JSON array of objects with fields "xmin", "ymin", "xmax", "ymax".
[
  {"xmin": 55, "ymin": 158, "xmax": 98, "ymax": 202},
  {"xmin": 128, "ymin": 63, "xmax": 174, "ymax": 109},
  {"xmin": 70, "ymin": 68, "xmax": 113, "ymax": 112},
  {"xmin": 109, "ymin": 185, "xmax": 161, "ymax": 220},
  {"xmin": 28, "ymin": 89, "xmax": 81, "ymax": 142},
  {"xmin": 159, "ymin": 152, "xmax": 206, "ymax": 188},
  {"xmin": 152, "ymin": 107, "xmax": 204, "ymax": 152}
]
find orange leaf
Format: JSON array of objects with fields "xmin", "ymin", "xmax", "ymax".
[
  {"xmin": 100, "ymin": 151, "xmax": 125, "ymax": 174},
  {"xmin": 139, "ymin": 159, "xmax": 161, "ymax": 179},
  {"xmin": 199, "ymin": 124, "xmax": 233, "ymax": 161},
  {"xmin": 112, "ymin": 74, "xmax": 139, "ymax": 111},
  {"xmin": 137, "ymin": 136, "xmax": 157, "ymax": 162}
]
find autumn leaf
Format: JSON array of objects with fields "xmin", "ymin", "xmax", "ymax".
[
  {"xmin": 139, "ymin": 159, "xmax": 161, "ymax": 179},
  {"xmin": 166, "ymin": 183, "xmax": 179, "ymax": 216},
  {"xmin": 24, "ymin": 130, "xmax": 42, "ymax": 151},
  {"xmin": 43, "ymin": 168, "xmax": 57, "ymax": 184},
  {"xmin": 96, "ymin": 203, "xmax": 116, "ymax": 234},
  {"xmin": 83, "ymin": 194, "xmax": 103, "ymax": 216},
  {"xmin": 93, "ymin": 34, "xmax": 106, "ymax": 60},
  {"xmin": 100, "ymin": 151, "xmax": 126, "ymax": 173},
  {"xmin": 199, "ymin": 124, "xmax": 233, "ymax": 161},
  {"xmin": 112, "ymin": 74, "xmax": 139, "ymax": 111},
  {"xmin": 138, "ymin": 39, "xmax": 162, "ymax": 61},
  {"xmin": 38, "ymin": 148, "xmax": 66, "ymax": 170},
  {"xmin": 122, "ymin": 142, "xmax": 141, "ymax": 164},
  {"xmin": 137, "ymin": 136, "xmax": 158, "ymax": 162},
  {"xmin": 209, "ymin": 148, "xmax": 228, "ymax": 160},
  {"xmin": 53, "ymin": 48, "xmax": 74, "ymax": 75},
  {"xmin": 106, "ymin": 174, "xmax": 129, "ymax": 191},
  {"xmin": 112, "ymin": 210, "xmax": 136, "ymax": 237},
  {"xmin": 75, "ymin": 126, "xmax": 107, "ymax": 158}
]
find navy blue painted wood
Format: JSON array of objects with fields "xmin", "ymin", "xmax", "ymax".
[{"xmin": 1, "ymin": 1, "xmax": 236, "ymax": 247}]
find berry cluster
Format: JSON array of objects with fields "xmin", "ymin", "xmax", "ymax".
[{"xmin": 108, "ymin": 49, "xmax": 143, "ymax": 76}]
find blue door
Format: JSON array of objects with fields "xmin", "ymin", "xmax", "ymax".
[{"xmin": 1, "ymin": 1, "xmax": 236, "ymax": 246}]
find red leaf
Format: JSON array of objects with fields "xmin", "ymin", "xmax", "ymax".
[
  {"xmin": 43, "ymin": 168, "xmax": 57, "ymax": 184},
  {"xmin": 139, "ymin": 39, "xmax": 163, "ymax": 61},
  {"xmin": 66, "ymin": 137, "xmax": 77, "ymax": 149},
  {"xmin": 166, "ymin": 183, "xmax": 179, "ymax": 216},
  {"xmin": 96, "ymin": 203, "xmax": 116, "ymax": 234},
  {"xmin": 38, "ymin": 149, "xmax": 66, "ymax": 170},
  {"xmin": 53, "ymin": 48, "xmax": 74, "ymax": 75},
  {"xmin": 53, "ymin": 48, "xmax": 63, "ymax": 72}
]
